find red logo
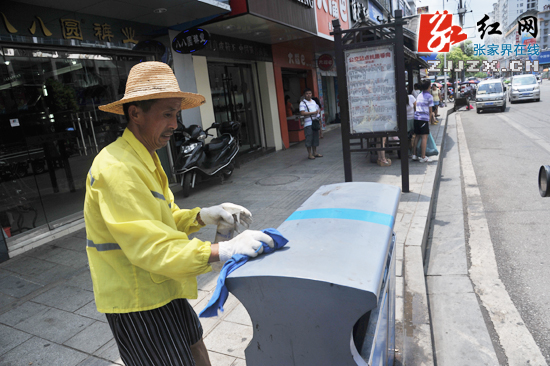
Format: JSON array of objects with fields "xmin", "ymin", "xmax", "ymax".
[
  {"xmin": 317, "ymin": 54, "xmax": 334, "ymax": 71},
  {"xmin": 418, "ymin": 11, "xmax": 468, "ymax": 53}
]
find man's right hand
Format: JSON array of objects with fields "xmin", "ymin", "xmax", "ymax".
[{"xmin": 218, "ymin": 230, "xmax": 274, "ymax": 262}]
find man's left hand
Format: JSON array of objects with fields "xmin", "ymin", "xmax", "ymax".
[{"xmin": 199, "ymin": 203, "xmax": 252, "ymax": 227}]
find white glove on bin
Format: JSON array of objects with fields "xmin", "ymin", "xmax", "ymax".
[
  {"xmin": 218, "ymin": 230, "xmax": 274, "ymax": 262},
  {"xmin": 200, "ymin": 203, "xmax": 252, "ymax": 227}
]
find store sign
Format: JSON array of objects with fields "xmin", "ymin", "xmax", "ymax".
[
  {"xmin": 316, "ymin": 0, "xmax": 350, "ymax": 36},
  {"xmin": 345, "ymin": 45, "xmax": 397, "ymax": 133},
  {"xmin": 0, "ymin": 4, "xmax": 149, "ymax": 45},
  {"xmin": 294, "ymin": 0, "xmax": 315, "ymax": 7},
  {"xmin": 318, "ymin": 54, "xmax": 334, "ymax": 70},
  {"xmin": 350, "ymin": 0, "xmax": 368, "ymax": 23},
  {"xmin": 539, "ymin": 51, "xmax": 550, "ymax": 63},
  {"xmin": 200, "ymin": 34, "xmax": 272, "ymax": 62},
  {"xmin": 368, "ymin": 0, "xmax": 384, "ymax": 24},
  {"xmin": 172, "ymin": 28, "xmax": 210, "ymax": 53}
]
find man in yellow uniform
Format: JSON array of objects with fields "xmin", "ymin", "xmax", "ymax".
[{"xmin": 84, "ymin": 61, "xmax": 273, "ymax": 366}]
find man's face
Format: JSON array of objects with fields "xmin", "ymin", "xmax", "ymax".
[
  {"xmin": 133, "ymin": 98, "xmax": 181, "ymax": 153},
  {"xmin": 304, "ymin": 91, "xmax": 313, "ymax": 100}
]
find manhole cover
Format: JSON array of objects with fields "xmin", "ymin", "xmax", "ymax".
[{"xmin": 256, "ymin": 175, "xmax": 300, "ymax": 186}]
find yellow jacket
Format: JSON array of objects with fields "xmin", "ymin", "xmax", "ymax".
[{"xmin": 84, "ymin": 129, "xmax": 212, "ymax": 313}]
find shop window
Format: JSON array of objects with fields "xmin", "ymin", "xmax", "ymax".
[
  {"xmin": 0, "ymin": 47, "xmax": 153, "ymax": 240},
  {"xmin": 207, "ymin": 62, "xmax": 262, "ymax": 154}
]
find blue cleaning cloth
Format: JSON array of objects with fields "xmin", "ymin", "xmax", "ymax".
[{"xmin": 199, "ymin": 228, "xmax": 289, "ymax": 318}]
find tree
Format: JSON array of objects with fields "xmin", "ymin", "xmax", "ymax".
[{"xmin": 435, "ymin": 43, "xmax": 487, "ymax": 78}]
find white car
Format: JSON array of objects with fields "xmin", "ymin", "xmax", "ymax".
[{"xmin": 509, "ymin": 74, "xmax": 540, "ymax": 103}]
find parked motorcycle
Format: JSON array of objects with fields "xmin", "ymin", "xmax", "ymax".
[
  {"xmin": 173, "ymin": 121, "xmax": 240, "ymax": 197},
  {"xmin": 447, "ymin": 88, "xmax": 455, "ymax": 102}
]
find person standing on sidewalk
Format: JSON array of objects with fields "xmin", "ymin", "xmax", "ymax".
[
  {"xmin": 406, "ymin": 89, "xmax": 416, "ymax": 155},
  {"xmin": 412, "ymin": 83, "xmax": 421, "ymax": 99},
  {"xmin": 430, "ymin": 84, "xmax": 441, "ymax": 124},
  {"xmin": 412, "ymin": 80, "xmax": 434, "ymax": 163},
  {"xmin": 300, "ymin": 88, "xmax": 322, "ymax": 160},
  {"xmin": 84, "ymin": 61, "xmax": 273, "ymax": 366}
]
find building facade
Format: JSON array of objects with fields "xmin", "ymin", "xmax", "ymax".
[{"xmin": 1, "ymin": 0, "xmax": 401, "ymax": 259}]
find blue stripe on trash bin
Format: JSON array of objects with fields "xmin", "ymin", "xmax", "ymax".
[{"xmin": 285, "ymin": 208, "xmax": 394, "ymax": 227}]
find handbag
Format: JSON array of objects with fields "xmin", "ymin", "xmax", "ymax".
[{"xmin": 303, "ymin": 101, "xmax": 320, "ymax": 131}]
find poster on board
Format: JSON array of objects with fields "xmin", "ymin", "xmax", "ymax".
[{"xmin": 345, "ymin": 45, "xmax": 397, "ymax": 134}]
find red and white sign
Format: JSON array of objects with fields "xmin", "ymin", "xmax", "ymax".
[
  {"xmin": 417, "ymin": 11, "xmax": 468, "ymax": 53},
  {"xmin": 316, "ymin": 0, "xmax": 349, "ymax": 37},
  {"xmin": 317, "ymin": 54, "xmax": 334, "ymax": 70}
]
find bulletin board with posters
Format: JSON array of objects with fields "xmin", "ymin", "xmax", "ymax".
[
  {"xmin": 332, "ymin": 10, "xmax": 410, "ymax": 192},
  {"xmin": 345, "ymin": 45, "xmax": 397, "ymax": 134}
]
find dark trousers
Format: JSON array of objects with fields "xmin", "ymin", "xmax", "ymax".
[{"xmin": 106, "ymin": 298, "xmax": 208, "ymax": 366}]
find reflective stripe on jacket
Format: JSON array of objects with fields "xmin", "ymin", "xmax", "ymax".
[{"xmin": 84, "ymin": 129, "xmax": 212, "ymax": 313}]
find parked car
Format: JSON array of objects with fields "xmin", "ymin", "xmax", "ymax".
[
  {"xmin": 509, "ymin": 74, "xmax": 540, "ymax": 103},
  {"xmin": 475, "ymin": 80, "xmax": 507, "ymax": 113}
]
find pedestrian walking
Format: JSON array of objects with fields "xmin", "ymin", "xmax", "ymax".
[
  {"xmin": 300, "ymin": 88, "xmax": 322, "ymax": 160},
  {"xmin": 412, "ymin": 79, "xmax": 434, "ymax": 163},
  {"xmin": 84, "ymin": 61, "xmax": 274, "ymax": 366}
]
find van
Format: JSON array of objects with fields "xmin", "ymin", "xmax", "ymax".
[{"xmin": 475, "ymin": 79, "xmax": 507, "ymax": 113}]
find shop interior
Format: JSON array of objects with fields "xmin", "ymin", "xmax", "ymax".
[
  {"xmin": 207, "ymin": 62, "xmax": 262, "ymax": 154},
  {"xmin": 0, "ymin": 47, "xmax": 155, "ymax": 241},
  {"xmin": 282, "ymin": 68, "xmax": 309, "ymax": 142}
]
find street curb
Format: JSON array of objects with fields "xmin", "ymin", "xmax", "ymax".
[{"xmin": 401, "ymin": 106, "xmax": 452, "ymax": 366}]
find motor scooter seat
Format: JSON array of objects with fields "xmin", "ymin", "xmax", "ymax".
[{"xmin": 204, "ymin": 135, "xmax": 230, "ymax": 153}]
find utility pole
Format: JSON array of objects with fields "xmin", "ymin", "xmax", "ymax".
[
  {"xmin": 458, "ymin": 0, "xmax": 466, "ymax": 82},
  {"xmin": 443, "ymin": 0, "xmax": 448, "ymax": 103}
]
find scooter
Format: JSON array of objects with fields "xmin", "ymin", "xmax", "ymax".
[
  {"xmin": 447, "ymin": 88, "xmax": 455, "ymax": 102},
  {"xmin": 173, "ymin": 121, "xmax": 240, "ymax": 197}
]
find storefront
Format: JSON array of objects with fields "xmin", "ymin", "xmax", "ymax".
[
  {"xmin": 316, "ymin": 53, "xmax": 339, "ymax": 127},
  {"xmin": 0, "ymin": 47, "xmax": 154, "ymax": 244},
  {"xmin": 0, "ymin": 0, "xmax": 230, "ymax": 258},
  {"xmin": 272, "ymin": 43, "xmax": 319, "ymax": 146},
  {"xmin": 173, "ymin": 33, "xmax": 275, "ymax": 158}
]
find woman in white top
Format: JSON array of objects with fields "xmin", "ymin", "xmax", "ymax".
[{"xmin": 407, "ymin": 91, "xmax": 416, "ymax": 133}]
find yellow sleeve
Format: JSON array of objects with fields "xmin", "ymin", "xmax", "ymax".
[
  {"xmin": 168, "ymin": 191, "xmax": 204, "ymax": 234},
  {"xmin": 93, "ymin": 163, "xmax": 212, "ymax": 280}
]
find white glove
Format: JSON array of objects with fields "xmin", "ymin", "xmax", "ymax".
[
  {"xmin": 221, "ymin": 202, "xmax": 253, "ymax": 228},
  {"xmin": 200, "ymin": 203, "xmax": 252, "ymax": 227},
  {"xmin": 218, "ymin": 230, "xmax": 274, "ymax": 262}
]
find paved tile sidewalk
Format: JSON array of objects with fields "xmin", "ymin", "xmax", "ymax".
[{"xmin": 0, "ymin": 107, "xmax": 451, "ymax": 365}]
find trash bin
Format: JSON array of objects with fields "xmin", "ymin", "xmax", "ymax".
[{"xmin": 226, "ymin": 182, "xmax": 400, "ymax": 366}]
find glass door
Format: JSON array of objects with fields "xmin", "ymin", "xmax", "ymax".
[
  {"xmin": 0, "ymin": 47, "xmax": 150, "ymax": 238},
  {"xmin": 208, "ymin": 62, "xmax": 261, "ymax": 153}
]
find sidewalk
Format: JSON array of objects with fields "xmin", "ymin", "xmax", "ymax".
[{"xmin": 0, "ymin": 107, "xmax": 451, "ymax": 366}]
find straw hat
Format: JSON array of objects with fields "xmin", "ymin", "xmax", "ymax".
[{"xmin": 99, "ymin": 61, "xmax": 205, "ymax": 115}]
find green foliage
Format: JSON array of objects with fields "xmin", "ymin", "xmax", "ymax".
[
  {"xmin": 463, "ymin": 40, "xmax": 474, "ymax": 57},
  {"xmin": 435, "ymin": 43, "xmax": 487, "ymax": 78},
  {"xmin": 474, "ymin": 72, "xmax": 487, "ymax": 78}
]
